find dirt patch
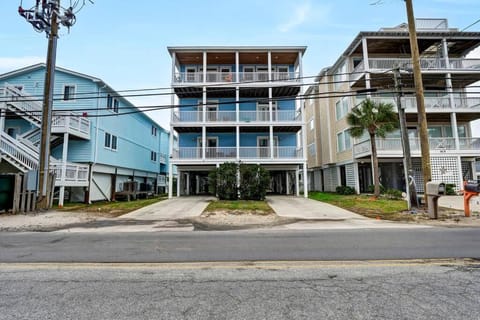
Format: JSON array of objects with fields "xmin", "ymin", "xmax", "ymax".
[{"xmin": 190, "ymin": 210, "xmax": 298, "ymax": 231}]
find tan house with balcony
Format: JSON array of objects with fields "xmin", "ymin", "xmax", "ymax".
[{"xmin": 306, "ymin": 19, "xmax": 480, "ymax": 194}]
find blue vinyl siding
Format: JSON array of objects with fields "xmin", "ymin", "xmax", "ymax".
[
  {"xmin": 179, "ymin": 132, "xmax": 296, "ymax": 147},
  {"xmin": 1, "ymin": 65, "xmax": 170, "ymax": 176}
]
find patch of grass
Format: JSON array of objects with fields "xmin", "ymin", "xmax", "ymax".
[
  {"xmin": 53, "ymin": 196, "xmax": 167, "ymax": 217},
  {"xmin": 204, "ymin": 200, "xmax": 274, "ymax": 215},
  {"xmin": 309, "ymin": 192, "xmax": 411, "ymax": 221}
]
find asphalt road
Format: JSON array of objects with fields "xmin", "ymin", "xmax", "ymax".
[
  {"xmin": 0, "ymin": 260, "xmax": 479, "ymax": 319},
  {"xmin": 1, "ymin": 228, "xmax": 479, "ymax": 262}
]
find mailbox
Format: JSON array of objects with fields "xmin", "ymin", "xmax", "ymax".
[
  {"xmin": 426, "ymin": 182, "xmax": 446, "ymax": 196},
  {"xmin": 464, "ymin": 180, "xmax": 480, "ymax": 217},
  {"xmin": 464, "ymin": 180, "xmax": 480, "ymax": 193},
  {"xmin": 425, "ymin": 181, "xmax": 446, "ymax": 219}
]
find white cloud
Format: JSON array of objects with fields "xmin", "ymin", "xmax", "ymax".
[
  {"xmin": 0, "ymin": 56, "xmax": 45, "ymax": 73},
  {"xmin": 278, "ymin": 2, "xmax": 311, "ymax": 33}
]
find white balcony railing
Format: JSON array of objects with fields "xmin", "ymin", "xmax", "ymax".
[
  {"xmin": 174, "ymin": 71, "xmax": 300, "ymax": 84},
  {"xmin": 357, "ymin": 96, "xmax": 480, "ymax": 111},
  {"xmin": 353, "ymin": 137, "xmax": 480, "ymax": 156},
  {"xmin": 51, "ymin": 112, "xmax": 91, "ymax": 139},
  {"xmin": 173, "ymin": 146, "xmax": 303, "ymax": 160},
  {"xmin": 51, "ymin": 161, "xmax": 89, "ymax": 186},
  {"xmin": 172, "ymin": 110, "xmax": 302, "ymax": 123},
  {"xmin": 352, "ymin": 58, "xmax": 480, "ymax": 74}
]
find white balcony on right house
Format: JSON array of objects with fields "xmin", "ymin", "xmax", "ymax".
[
  {"xmin": 352, "ymin": 58, "xmax": 480, "ymax": 74},
  {"xmin": 353, "ymin": 137, "xmax": 480, "ymax": 158},
  {"xmin": 356, "ymin": 96, "xmax": 480, "ymax": 113}
]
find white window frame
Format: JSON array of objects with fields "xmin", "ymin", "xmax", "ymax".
[
  {"xmin": 186, "ymin": 66, "xmax": 197, "ymax": 82},
  {"xmin": 152, "ymin": 125, "xmax": 157, "ymax": 136},
  {"xmin": 243, "ymin": 66, "xmax": 255, "ymax": 81},
  {"xmin": 309, "ymin": 118, "xmax": 314, "ymax": 130},
  {"xmin": 151, "ymin": 151, "xmax": 157, "ymax": 162},
  {"xmin": 276, "ymin": 65, "xmax": 289, "ymax": 81},
  {"xmin": 104, "ymin": 132, "xmax": 118, "ymax": 151},
  {"xmin": 337, "ymin": 130, "xmax": 351, "ymax": 152},
  {"xmin": 62, "ymin": 84, "xmax": 76, "ymax": 102},
  {"xmin": 257, "ymin": 101, "xmax": 277, "ymax": 121},
  {"xmin": 335, "ymin": 97, "xmax": 349, "ymax": 120},
  {"xmin": 308, "ymin": 142, "xmax": 316, "ymax": 156},
  {"xmin": 257, "ymin": 136, "xmax": 278, "ymax": 157}
]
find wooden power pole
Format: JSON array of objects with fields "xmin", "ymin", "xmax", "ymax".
[
  {"xmin": 37, "ymin": 2, "xmax": 59, "ymax": 209},
  {"xmin": 404, "ymin": 0, "xmax": 432, "ymax": 202}
]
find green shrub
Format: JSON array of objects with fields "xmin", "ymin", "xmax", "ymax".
[
  {"xmin": 445, "ymin": 184, "xmax": 456, "ymax": 195},
  {"xmin": 209, "ymin": 162, "xmax": 238, "ymax": 200},
  {"xmin": 385, "ymin": 188, "xmax": 403, "ymax": 200},
  {"xmin": 209, "ymin": 163, "xmax": 271, "ymax": 200},
  {"xmin": 336, "ymin": 185, "xmax": 356, "ymax": 195},
  {"xmin": 367, "ymin": 184, "xmax": 385, "ymax": 194},
  {"xmin": 239, "ymin": 164, "xmax": 270, "ymax": 200}
]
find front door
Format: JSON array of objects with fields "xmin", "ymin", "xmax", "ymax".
[{"xmin": 257, "ymin": 136, "xmax": 278, "ymax": 158}]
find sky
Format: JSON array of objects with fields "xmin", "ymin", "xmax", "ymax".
[{"xmin": 1, "ymin": 0, "xmax": 480, "ymax": 133}]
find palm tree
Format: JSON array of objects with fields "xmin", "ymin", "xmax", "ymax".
[{"xmin": 347, "ymin": 99, "xmax": 399, "ymax": 198}]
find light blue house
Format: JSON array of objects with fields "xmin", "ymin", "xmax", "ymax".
[
  {"xmin": 168, "ymin": 46, "xmax": 308, "ymax": 197},
  {"xmin": 0, "ymin": 64, "xmax": 170, "ymax": 205}
]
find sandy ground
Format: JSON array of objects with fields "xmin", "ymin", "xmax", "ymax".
[{"xmin": 1, "ymin": 204, "xmax": 479, "ymax": 232}]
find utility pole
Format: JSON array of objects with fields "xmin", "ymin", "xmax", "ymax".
[
  {"xmin": 38, "ymin": 2, "xmax": 59, "ymax": 209},
  {"xmin": 404, "ymin": 0, "xmax": 432, "ymax": 202},
  {"xmin": 393, "ymin": 67, "xmax": 418, "ymax": 210},
  {"xmin": 19, "ymin": 0, "xmax": 80, "ymax": 209}
]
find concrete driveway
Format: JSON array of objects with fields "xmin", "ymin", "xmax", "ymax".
[
  {"xmin": 121, "ymin": 196, "xmax": 214, "ymax": 220},
  {"xmin": 267, "ymin": 196, "xmax": 428, "ymax": 230},
  {"xmin": 267, "ymin": 196, "xmax": 366, "ymax": 220}
]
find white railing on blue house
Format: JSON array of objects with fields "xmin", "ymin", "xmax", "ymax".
[
  {"xmin": 172, "ymin": 110, "xmax": 302, "ymax": 123},
  {"xmin": 173, "ymin": 71, "xmax": 300, "ymax": 84},
  {"xmin": 173, "ymin": 146, "xmax": 303, "ymax": 160}
]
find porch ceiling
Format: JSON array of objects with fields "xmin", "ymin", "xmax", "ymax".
[
  {"xmin": 175, "ymin": 51, "xmax": 299, "ymax": 65},
  {"xmin": 174, "ymin": 86, "xmax": 301, "ymax": 98},
  {"xmin": 350, "ymin": 36, "xmax": 480, "ymax": 56}
]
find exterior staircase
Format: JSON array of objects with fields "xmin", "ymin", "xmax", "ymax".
[{"xmin": 1, "ymin": 84, "xmax": 90, "ymax": 187}]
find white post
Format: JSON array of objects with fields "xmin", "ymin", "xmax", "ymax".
[
  {"xmin": 361, "ymin": 38, "xmax": 372, "ymax": 95},
  {"xmin": 268, "ymin": 50, "xmax": 272, "ymax": 82},
  {"xmin": 58, "ymin": 132, "xmax": 69, "ymax": 207},
  {"xmin": 286, "ymin": 171, "xmax": 290, "ymax": 195},
  {"xmin": 303, "ymin": 164, "xmax": 308, "ymax": 198},
  {"xmin": 186, "ymin": 172, "xmax": 190, "ymax": 196},
  {"xmin": 296, "ymin": 166, "xmax": 300, "ymax": 197},
  {"xmin": 236, "ymin": 86, "xmax": 240, "ymax": 122},
  {"xmin": 0, "ymin": 109, "xmax": 5, "ymax": 136},
  {"xmin": 269, "ymin": 125, "xmax": 274, "ymax": 159},
  {"xmin": 202, "ymin": 126, "xmax": 206, "ymax": 160},
  {"xmin": 203, "ymin": 51, "xmax": 207, "ymax": 84},
  {"xmin": 171, "ymin": 51, "xmax": 176, "ymax": 83},
  {"xmin": 235, "ymin": 51, "xmax": 240, "ymax": 83},
  {"xmin": 177, "ymin": 170, "xmax": 181, "ymax": 197},
  {"xmin": 236, "ymin": 125, "xmax": 240, "ymax": 161}
]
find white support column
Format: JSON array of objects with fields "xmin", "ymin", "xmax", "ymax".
[
  {"xmin": 298, "ymin": 50, "xmax": 303, "ymax": 80},
  {"xmin": 186, "ymin": 172, "xmax": 190, "ymax": 196},
  {"xmin": 171, "ymin": 52, "xmax": 176, "ymax": 83},
  {"xmin": 268, "ymin": 51, "xmax": 272, "ymax": 82},
  {"xmin": 202, "ymin": 85, "xmax": 207, "ymax": 160},
  {"xmin": 202, "ymin": 126, "xmax": 206, "ymax": 160},
  {"xmin": 236, "ymin": 126, "xmax": 240, "ymax": 161},
  {"xmin": 203, "ymin": 51, "xmax": 207, "ymax": 84},
  {"xmin": 235, "ymin": 51, "xmax": 240, "ymax": 83},
  {"xmin": 361, "ymin": 38, "xmax": 372, "ymax": 94},
  {"xmin": 168, "ymin": 163, "xmax": 173, "ymax": 199},
  {"xmin": 177, "ymin": 170, "xmax": 181, "ymax": 197},
  {"xmin": 236, "ymin": 86, "xmax": 240, "ymax": 122},
  {"xmin": 286, "ymin": 171, "xmax": 290, "ymax": 195},
  {"xmin": 303, "ymin": 164, "xmax": 308, "ymax": 198},
  {"xmin": 58, "ymin": 132, "xmax": 69, "ymax": 207},
  {"xmin": 269, "ymin": 125, "xmax": 274, "ymax": 159},
  {"xmin": 296, "ymin": 166, "xmax": 300, "ymax": 197}
]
